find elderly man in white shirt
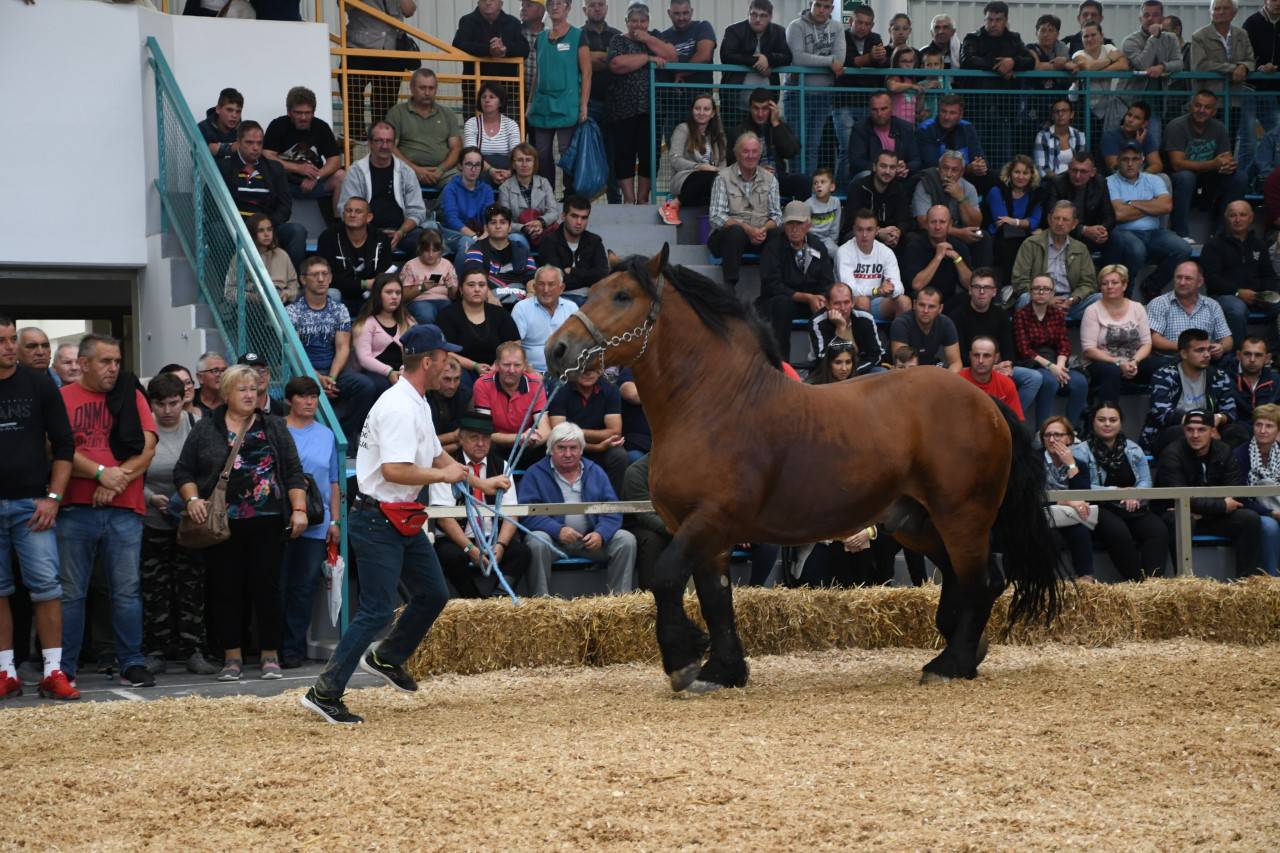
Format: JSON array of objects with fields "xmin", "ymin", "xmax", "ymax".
[{"xmin": 512, "ymin": 265, "xmax": 576, "ymax": 374}]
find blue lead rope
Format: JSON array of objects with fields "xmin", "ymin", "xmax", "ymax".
[
  {"xmin": 455, "ymin": 483, "xmax": 521, "ymax": 605},
  {"xmin": 486, "ymin": 375, "xmax": 568, "ymax": 554}
]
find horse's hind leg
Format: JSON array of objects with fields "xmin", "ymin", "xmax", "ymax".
[
  {"xmin": 687, "ymin": 553, "xmax": 748, "ymax": 692},
  {"xmin": 921, "ymin": 543, "xmax": 1003, "ymax": 683},
  {"xmin": 651, "ymin": 530, "xmax": 711, "ymax": 691}
]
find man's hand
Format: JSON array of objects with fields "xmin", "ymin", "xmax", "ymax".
[
  {"xmin": 767, "ymin": 100, "xmax": 782, "ymax": 126},
  {"xmin": 522, "ymin": 428, "xmax": 546, "ymax": 447},
  {"xmin": 602, "ymin": 434, "xmax": 625, "ymax": 449},
  {"xmin": 1217, "ymin": 152, "xmax": 1238, "ymax": 174},
  {"xmin": 752, "ymin": 53, "xmax": 769, "ymax": 74},
  {"xmin": 954, "ymin": 227, "xmax": 981, "ymax": 244},
  {"xmin": 994, "ymin": 57, "xmax": 1015, "ymax": 78},
  {"xmin": 747, "ymin": 225, "xmax": 768, "ymax": 245},
  {"xmin": 994, "ymin": 359, "xmax": 1014, "ymax": 377},
  {"xmin": 877, "ymin": 280, "xmax": 894, "ymax": 297},
  {"xmin": 803, "ymin": 293, "xmax": 827, "ymax": 313},
  {"xmin": 387, "ymin": 229, "xmax": 405, "ymax": 250},
  {"xmin": 1261, "ymin": 63, "xmax": 1279, "ymax": 74},
  {"xmin": 827, "ymin": 307, "xmax": 849, "ymax": 330},
  {"xmin": 327, "ymin": 521, "xmax": 341, "ymax": 546},
  {"xmin": 558, "ymin": 525, "xmax": 584, "ymax": 546},
  {"xmin": 1146, "ymin": 63, "xmax": 1165, "ymax": 78},
  {"xmin": 98, "ymin": 466, "xmax": 129, "ymax": 492},
  {"xmin": 415, "ymin": 164, "xmax": 443, "ymax": 185},
  {"xmin": 1238, "ymin": 288, "xmax": 1258, "ymax": 306},
  {"xmin": 1224, "ymin": 497, "xmax": 1243, "ymax": 513},
  {"xmin": 525, "ymin": 219, "xmax": 544, "ymax": 240},
  {"xmin": 831, "ymin": 59, "xmax": 844, "ymax": 76},
  {"xmin": 319, "ymin": 374, "xmax": 340, "ymax": 398},
  {"xmin": 842, "ymin": 530, "xmax": 872, "ymax": 552},
  {"xmin": 878, "ymin": 225, "xmax": 901, "ymax": 247},
  {"xmin": 969, "ymin": 156, "xmax": 989, "ymax": 176},
  {"xmin": 476, "ymin": 473, "xmax": 513, "ymax": 495},
  {"xmin": 895, "ymin": 159, "xmax": 910, "ymax": 179},
  {"xmin": 28, "ymin": 498, "xmax": 59, "ymax": 532},
  {"xmin": 943, "ymin": 178, "xmax": 966, "ymax": 201},
  {"xmin": 935, "ymin": 240, "xmax": 958, "ymax": 260},
  {"xmin": 438, "ymin": 458, "xmax": 469, "ymax": 485},
  {"xmin": 1054, "ymin": 296, "xmax": 1071, "ymax": 312},
  {"xmin": 870, "ymin": 44, "xmax": 887, "ymax": 63},
  {"xmin": 581, "ymin": 531, "xmax": 604, "ymax": 551},
  {"xmin": 1209, "ymin": 341, "xmax": 1226, "ymax": 360},
  {"xmin": 1082, "ymin": 224, "xmax": 1109, "ymax": 244},
  {"xmin": 1232, "ymin": 64, "xmax": 1249, "ymax": 84},
  {"xmin": 489, "ymin": 36, "xmax": 507, "ymax": 56}
]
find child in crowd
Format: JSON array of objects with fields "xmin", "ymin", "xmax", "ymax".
[
  {"xmin": 806, "ymin": 169, "xmax": 841, "ymax": 256},
  {"xmin": 398, "ymin": 229, "xmax": 458, "ymax": 325},
  {"xmin": 885, "ymin": 46, "xmax": 926, "ymax": 126},
  {"xmin": 463, "ymin": 204, "xmax": 536, "ymax": 306},
  {"xmin": 917, "ymin": 50, "xmax": 945, "ymax": 123}
]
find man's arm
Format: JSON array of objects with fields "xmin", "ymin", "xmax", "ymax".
[
  {"xmin": 942, "ymin": 342, "xmax": 963, "ymax": 372},
  {"xmin": 1167, "ymin": 148, "xmax": 1224, "ymax": 173},
  {"xmin": 438, "ymin": 134, "xmax": 462, "ymax": 174},
  {"xmin": 329, "ymin": 330, "xmax": 352, "ymax": 378}
]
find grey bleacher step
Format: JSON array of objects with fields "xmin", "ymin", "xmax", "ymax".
[
  {"xmin": 588, "ymin": 204, "xmax": 681, "ymax": 226},
  {"xmin": 591, "ymin": 223, "xmax": 678, "ymax": 255}
]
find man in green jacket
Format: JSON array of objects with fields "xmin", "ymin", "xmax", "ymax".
[{"xmin": 1010, "ymin": 200, "xmax": 1099, "ymax": 320}]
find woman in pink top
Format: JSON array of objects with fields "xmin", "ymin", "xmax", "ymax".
[
  {"xmin": 399, "ymin": 229, "xmax": 458, "ymax": 325},
  {"xmin": 351, "ymin": 274, "xmax": 415, "ymax": 392},
  {"xmin": 885, "ymin": 46, "xmax": 927, "ymax": 125},
  {"xmin": 1079, "ymin": 264, "xmax": 1152, "ymax": 405}
]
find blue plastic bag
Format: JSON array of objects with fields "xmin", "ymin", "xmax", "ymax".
[{"xmin": 557, "ymin": 119, "xmax": 607, "ymax": 200}]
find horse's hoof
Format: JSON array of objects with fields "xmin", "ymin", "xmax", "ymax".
[
  {"xmin": 919, "ymin": 670, "xmax": 953, "ymax": 686},
  {"xmin": 976, "ymin": 636, "xmax": 990, "ymax": 666},
  {"xmin": 685, "ymin": 679, "xmax": 725, "ymax": 695},
  {"xmin": 669, "ymin": 663, "xmax": 701, "ymax": 693}
]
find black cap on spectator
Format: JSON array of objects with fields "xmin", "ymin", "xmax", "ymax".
[
  {"xmin": 1182, "ymin": 410, "xmax": 1214, "ymax": 427},
  {"xmin": 1119, "ymin": 140, "xmax": 1144, "ymax": 153},
  {"xmin": 237, "ymin": 352, "xmax": 266, "ymax": 368}
]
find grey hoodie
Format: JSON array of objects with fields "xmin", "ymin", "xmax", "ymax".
[{"xmin": 785, "ymin": 9, "xmax": 845, "ymax": 87}]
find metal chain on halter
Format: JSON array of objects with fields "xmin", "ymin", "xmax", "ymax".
[{"xmin": 559, "ymin": 319, "xmax": 654, "ymax": 383}]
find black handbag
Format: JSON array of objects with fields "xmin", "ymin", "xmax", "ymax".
[
  {"xmin": 396, "ymin": 32, "xmax": 421, "ymax": 71},
  {"xmin": 303, "ymin": 474, "xmax": 326, "ymax": 527}
]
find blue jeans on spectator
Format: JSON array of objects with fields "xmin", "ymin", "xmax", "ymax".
[
  {"xmin": 441, "ymin": 228, "xmax": 477, "ymax": 264},
  {"xmin": 278, "ymin": 222, "xmax": 308, "ymax": 270},
  {"xmin": 1031, "ymin": 366, "xmax": 1089, "ymax": 427},
  {"xmin": 406, "ymin": 298, "xmax": 451, "ymax": 325},
  {"xmin": 830, "ymin": 104, "xmax": 864, "ymax": 187},
  {"xmin": 56, "ymin": 506, "xmax": 144, "ymax": 679},
  {"xmin": 1169, "ymin": 169, "xmax": 1248, "ymax": 237},
  {"xmin": 1216, "ymin": 293, "xmax": 1280, "ymax": 349},
  {"xmin": 280, "ymin": 536, "xmax": 327, "ymax": 662},
  {"xmin": 1012, "ymin": 365, "xmax": 1042, "ymax": 419},
  {"xmin": 1258, "ymin": 512, "xmax": 1280, "ymax": 576},
  {"xmin": 1238, "ymin": 96, "xmax": 1280, "ymax": 180},
  {"xmin": 1104, "ymin": 228, "xmax": 1192, "ymax": 295},
  {"xmin": 0, "ymin": 499, "xmax": 62, "ymax": 602},
  {"xmin": 335, "ymin": 371, "xmax": 379, "ymax": 450},
  {"xmin": 315, "ymin": 505, "xmax": 449, "ymax": 697},
  {"xmin": 784, "ymin": 89, "xmax": 832, "ymax": 175},
  {"xmin": 588, "ymin": 98, "xmax": 621, "ymax": 204}
]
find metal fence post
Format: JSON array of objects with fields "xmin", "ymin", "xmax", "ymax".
[{"xmin": 649, "ymin": 61, "xmax": 657, "ymax": 201}]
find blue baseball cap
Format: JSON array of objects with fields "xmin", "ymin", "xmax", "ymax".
[{"xmin": 401, "ymin": 324, "xmax": 462, "ymax": 355}]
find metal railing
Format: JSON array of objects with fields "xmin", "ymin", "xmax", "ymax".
[{"xmin": 145, "ymin": 36, "xmax": 351, "ymax": 626}]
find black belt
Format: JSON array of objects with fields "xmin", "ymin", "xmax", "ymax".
[{"xmin": 353, "ymin": 494, "xmax": 384, "ymax": 510}]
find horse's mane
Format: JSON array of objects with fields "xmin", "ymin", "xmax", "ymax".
[{"xmin": 618, "ymin": 255, "xmax": 783, "ymax": 369}]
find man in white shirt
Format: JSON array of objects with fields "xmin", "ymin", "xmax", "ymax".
[
  {"xmin": 835, "ymin": 209, "xmax": 909, "ymax": 321},
  {"xmin": 512, "ymin": 265, "xmax": 575, "ymax": 374},
  {"xmin": 302, "ymin": 324, "xmax": 509, "ymax": 725}
]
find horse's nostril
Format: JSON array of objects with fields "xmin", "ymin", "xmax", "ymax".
[{"xmin": 552, "ymin": 341, "xmax": 567, "ymax": 361}]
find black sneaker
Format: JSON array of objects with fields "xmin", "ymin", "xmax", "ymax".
[
  {"xmin": 358, "ymin": 649, "xmax": 418, "ymax": 693},
  {"xmin": 299, "ymin": 687, "xmax": 363, "ymax": 725},
  {"xmin": 279, "ymin": 655, "xmax": 304, "ymax": 670},
  {"xmin": 120, "ymin": 664, "xmax": 156, "ymax": 687}
]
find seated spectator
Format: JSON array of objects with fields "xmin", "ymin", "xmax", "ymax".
[
  {"xmin": 1101, "ymin": 101, "xmax": 1163, "ymax": 173},
  {"xmin": 1014, "ymin": 275, "xmax": 1089, "ymax": 426},
  {"xmin": 727, "ymin": 88, "xmax": 809, "ymax": 199},
  {"xmin": 1146, "ymin": 260, "xmax": 1234, "ymax": 372},
  {"xmin": 286, "ymin": 257, "xmax": 379, "ymax": 448},
  {"xmin": 1080, "ymin": 264, "xmax": 1154, "ymax": 402},
  {"xmin": 224, "ymin": 213, "xmax": 299, "ymax": 306},
  {"xmin": 429, "ymin": 412, "xmax": 531, "ymax": 598},
  {"xmin": 848, "ymin": 90, "xmax": 921, "ymax": 180},
  {"xmin": 708, "ymin": 132, "xmax": 782, "ymax": 290},
  {"xmin": 844, "ymin": 150, "xmax": 909, "ymax": 250},
  {"xmin": 660, "ymin": 92, "xmax": 728, "ymax": 226},
  {"xmin": 805, "ymin": 169, "xmax": 841, "ymax": 256},
  {"xmin": 911, "ymin": 150, "xmax": 987, "ymax": 263},
  {"xmin": 1043, "ymin": 150, "xmax": 1116, "ymax": 260},
  {"xmin": 399, "ymin": 229, "xmax": 458, "ymax": 325},
  {"xmin": 317, "ymin": 196, "xmax": 393, "ymax": 317},
  {"xmin": 948, "ymin": 267, "xmax": 1040, "ymax": 418},
  {"xmin": 836, "ymin": 208, "xmax": 910, "ymax": 322},
  {"xmin": 757, "ymin": 202, "xmax": 835, "ymax": 361},
  {"xmin": 1199, "ymin": 200, "xmax": 1280, "ymax": 347},
  {"xmin": 986, "ymin": 154, "xmax": 1044, "ymax": 285},
  {"xmin": 1165, "ymin": 89, "xmax": 1248, "ymax": 238},
  {"xmin": 538, "ymin": 194, "xmax": 612, "ymax": 301},
  {"xmin": 622, "ymin": 453, "xmax": 667, "ymax": 589},
  {"xmin": 1235, "ymin": 403, "xmax": 1280, "ymax": 577},
  {"xmin": 1107, "ymin": 144, "xmax": 1191, "ymax": 299},
  {"xmin": 58, "ymin": 334, "xmax": 157, "ymax": 689},
  {"xmin": 53, "ymin": 342, "xmax": 82, "ymax": 387},
  {"xmin": 900, "ymin": 205, "xmax": 973, "ymax": 312},
  {"xmin": 471, "ymin": 342, "xmax": 551, "ymax": 466},
  {"xmin": 387, "ymin": 68, "xmax": 462, "ymax": 189},
  {"xmin": 808, "ymin": 281, "xmax": 885, "ymax": 374},
  {"xmin": 959, "ymin": 333, "xmax": 1025, "ymax": 418},
  {"xmin": 498, "ymin": 144, "xmax": 559, "ymax": 248},
  {"xmin": 804, "ymin": 339, "xmax": 857, "ymax": 384},
  {"xmin": 915, "ymin": 95, "xmax": 988, "ymax": 186},
  {"xmin": 1142, "ymin": 328, "xmax": 1245, "ymax": 454},
  {"xmin": 1033, "ymin": 98, "xmax": 1088, "ymax": 176},
  {"xmin": 428, "ymin": 356, "xmax": 471, "ymax": 455},
  {"xmin": 263, "ymin": 86, "xmax": 345, "ymax": 217},
  {"xmin": 1231, "ymin": 337, "xmax": 1280, "ymax": 423},
  {"xmin": 1075, "ymin": 402, "xmax": 1169, "ymax": 581},
  {"xmin": 436, "ymin": 269, "xmax": 520, "ymax": 390},
  {"xmin": 1011, "ymin": 200, "xmax": 1099, "ymax": 319},
  {"xmin": 440, "ymin": 147, "xmax": 496, "ymax": 260},
  {"xmin": 238, "ymin": 352, "xmax": 286, "ymax": 417},
  {"xmin": 280, "ymin": 375, "xmax": 342, "ymax": 666},
  {"xmin": 607, "ymin": 4, "xmax": 679, "ymax": 205},
  {"xmin": 351, "ymin": 274, "xmax": 415, "ymax": 394},
  {"xmin": 338, "ymin": 121, "xmax": 428, "ymax": 258},
  {"xmin": 1071, "ymin": 23, "xmax": 1129, "ymax": 131},
  {"xmin": 1040, "ymin": 416, "xmax": 1096, "ymax": 582},
  {"xmin": 1155, "ymin": 409, "xmax": 1261, "ymax": 578},
  {"xmin": 174, "ymin": 365, "xmax": 308, "ymax": 682},
  {"xmin": 198, "ymin": 87, "xmax": 242, "ymax": 159},
  {"xmin": 890, "ymin": 285, "xmax": 961, "ymax": 369},
  {"xmin": 464, "ymin": 204, "xmax": 536, "ymax": 305},
  {"xmin": 194, "ymin": 351, "xmax": 228, "ymax": 419},
  {"xmin": 218, "ymin": 120, "xmax": 306, "ymax": 267},
  {"xmin": 513, "ymin": 265, "xmax": 575, "ymax": 374},
  {"xmin": 518, "ymin": 421, "xmax": 637, "ymax": 596},
  {"xmin": 462, "ymin": 81, "xmax": 522, "ymax": 185},
  {"xmin": 548, "ymin": 367, "xmax": 629, "ymax": 495}
]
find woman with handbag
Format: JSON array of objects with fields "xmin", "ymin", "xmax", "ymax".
[
  {"xmin": 526, "ymin": 0, "xmax": 591, "ymax": 194},
  {"xmin": 1234, "ymin": 403, "xmax": 1280, "ymax": 577},
  {"xmin": 174, "ymin": 365, "xmax": 309, "ymax": 681},
  {"xmin": 1040, "ymin": 416, "xmax": 1097, "ymax": 582}
]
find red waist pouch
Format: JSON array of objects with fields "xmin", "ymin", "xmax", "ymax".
[{"xmin": 379, "ymin": 502, "xmax": 429, "ymax": 536}]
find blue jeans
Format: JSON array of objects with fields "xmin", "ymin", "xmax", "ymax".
[
  {"xmin": 441, "ymin": 228, "xmax": 477, "ymax": 263},
  {"xmin": 830, "ymin": 104, "xmax": 864, "ymax": 187},
  {"xmin": 315, "ymin": 505, "xmax": 449, "ymax": 696},
  {"xmin": 1104, "ymin": 228, "xmax": 1192, "ymax": 294},
  {"xmin": 1011, "ymin": 365, "xmax": 1042, "ymax": 421},
  {"xmin": 1258, "ymin": 513, "xmax": 1280, "ymax": 576},
  {"xmin": 406, "ymin": 298, "xmax": 450, "ymax": 325},
  {"xmin": 784, "ymin": 88, "xmax": 832, "ymax": 175},
  {"xmin": 1238, "ymin": 96, "xmax": 1280, "ymax": 179},
  {"xmin": 278, "ymin": 222, "xmax": 308, "ymax": 270},
  {"xmin": 1169, "ymin": 169, "xmax": 1248, "ymax": 237},
  {"xmin": 56, "ymin": 506, "xmax": 144, "ymax": 678},
  {"xmin": 1216, "ymin": 293, "xmax": 1280, "ymax": 348},
  {"xmin": 0, "ymin": 498, "xmax": 62, "ymax": 602},
  {"xmin": 1031, "ymin": 366, "xmax": 1089, "ymax": 427},
  {"xmin": 280, "ymin": 536, "xmax": 327, "ymax": 661},
  {"xmin": 334, "ymin": 371, "xmax": 379, "ymax": 449}
]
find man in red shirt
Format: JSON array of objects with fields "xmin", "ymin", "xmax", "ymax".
[
  {"xmin": 470, "ymin": 341, "xmax": 549, "ymax": 467},
  {"xmin": 959, "ymin": 335, "xmax": 1024, "ymax": 420},
  {"xmin": 58, "ymin": 334, "xmax": 158, "ymax": 688}
]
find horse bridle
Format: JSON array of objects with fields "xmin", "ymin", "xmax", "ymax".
[{"xmin": 561, "ymin": 273, "xmax": 665, "ymax": 381}]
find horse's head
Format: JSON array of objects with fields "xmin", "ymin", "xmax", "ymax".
[{"xmin": 545, "ymin": 244, "xmax": 668, "ymax": 380}]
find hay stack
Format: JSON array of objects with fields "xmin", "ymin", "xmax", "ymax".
[{"xmin": 404, "ymin": 578, "xmax": 1280, "ymax": 678}]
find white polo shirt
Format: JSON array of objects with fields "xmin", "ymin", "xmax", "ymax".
[
  {"xmin": 427, "ymin": 455, "xmax": 519, "ymax": 539},
  {"xmin": 356, "ymin": 376, "xmax": 442, "ymax": 502}
]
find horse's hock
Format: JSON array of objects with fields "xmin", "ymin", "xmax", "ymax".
[{"xmin": 405, "ymin": 579, "xmax": 1280, "ymax": 678}]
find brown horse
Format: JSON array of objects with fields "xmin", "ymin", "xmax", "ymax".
[{"xmin": 545, "ymin": 247, "xmax": 1061, "ymax": 691}]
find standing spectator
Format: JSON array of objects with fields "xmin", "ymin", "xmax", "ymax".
[
  {"xmin": 464, "ymin": 204, "xmax": 537, "ymax": 304},
  {"xmin": 1107, "ymin": 144, "xmax": 1190, "ymax": 299},
  {"xmin": 521, "ymin": 0, "xmax": 547, "ymax": 107},
  {"xmin": 1142, "ymin": 328, "xmax": 1243, "ymax": 454},
  {"xmin": 847, "ymin": 90, "xmax": 921, "ymax": 180},
  {"xmin": 219, "ymin": 121, "xmax": 306, "ymax": 268},
  {"xmin": 317, "ymin": 196, "xmax": 393, "ymax": 317},
  {"xmin": 756, "ymin": 201, "xmax": 835, "ymax": 363},
  {"xmin": 1014, "ymin": 275, "xmax": 1089, "ymax": 427},
  {"xmin": 436, "ymin": 269, "xmax": 521, "ymax": 389},
  {"xmin": 139, "ymin": 373, "xmax": 217, "ymax": 678},
  {"xmin": 785, "ymin": 0, "xmax": 844, "ymax": 175},
  {"xmin": 338, "ymin": 121, "xmax": 428, "ymax": 258},
  {"xmin": 194, "ymin": 352, "xmax": 227, "ymax": 419},
  {"xmin": 921, "ymin": 14, "xmax": 960, "ymax": 68},
  {"xmin": 539, "ymin": 195, "xmax": 612, "ymax": 300},
  {"xmin": 1027, "ymin": 15, "xmax": 1076, "ymax": 128},
  {"xmin": 1120, "ymin": 0, "xmax": 1183, "ymax": 144},
  {"xmin": 498, "ymin": 144, "xmax": 559, "ymax": 248},
  {"xmin": 439, "ymin": 147, "xmax": 496, "ymax": 260},
  {"xmin": 263, "ymin": 87, "xmax": 346, "ymax": 218},
  {"xmin": 727, "ymin": 89, "xmax": 809, "ymax": 198},
  {"xmin": 1072, "ymin": 22, "xmax": 1130, "ymax": 134},
  {"xmin": 53, "ymin": 343, "xmax": 82, "ymax": 387},
  {"xmin": 808, "ymin": 281, "xmax": 884, "ymax": 373},
  {"xmin": 719, "ymin": 0, "xmax": 791, "ymax": 135},
  {"xmin": 835, "ymin": 208, "xmax": 908, "ymax": 322},
  {"xmin": 16, "ymin": 327, "xmax": 57, "ymax": 386},
  {"xmin": 399, "ymin": 230, "xmax": 458, "ymax": 325},
  {"xmin": 1034, "ymin": 99, "xmax": 1088, "ymax": 176},
  {"xmin": 654, "ymin": 0, "xmax": 717, "ymax": 144},
  {"xmin": 707, "ymin": 132, "xmax": 782, "ymax": 290},
  {"xmin": 471, "ymin": 342, "xmax": 551, "ymax": 465},
  {"xmin": 527, "ymin": 0, "xmax": 591, "ymax": 192},
  {"xmin": 287, "ymin": 257, "xmax": 379, "ymax": 448},
  {"xmin": 886, "ymin": 12, "xmax": 915, "ymax": 58},
  {"xmin": 452, "ymin": 0, "xmax": 530, "ymax": 111},
  {"xmin": 1062, "ymin": 0, "xmax": 1110, "ymax": 55},
  {"xmin": 582, "ymin": 0, "xmax": 622, "ymax": 203},
  {"xmin": 351, "ymin": 274, "xmax": 415, "ymax": 394},
  {"xmin": 238, "ymin": 352, "xmax": 286, "ymax": 418},
  {"xmin": 58, "ymin": 334, "xmax": 158, "ymax": 688},
  {"xmin": 1243, "ymin": 0, "xmax": 1280, "ymax": 182},
  {"xmin": 344, "ymin": 0, "xmax": 418, "ymax": 139},
  {"xmin": 513, "ymin": 265, "xmax": 575, "ymax": 374},
  {"xmin": 1146, "ymin": 260, "xmax": 1235, "ymax": 372},
  {"xmin": 845, "ymin": 150, "xmax": 910, "ymax": 249},
  {"xmin": 900, "ymin": 205, "xmax": 973, "ymax": 312},
  {"xmin": 1165, "ymin": 89, "xmax": 1248, "ymax": 238},
  {"xmin": 958, "ymin": 336, "xmax": 1024, "ymax": 418},
  {"xmin": 519, "ymin": 421, "xmax": 637, "ymax": 596},
  {"xmin": 1200, "ymin": 200, "xmax": 1280, "ymax": 347},
  {"xmin": 885, "ymin": 46, "xmax": 930, "ymax": 127},
  {"xmin": 890, "ymin": 286, "xmax": 962, "ymax": 369},
  {"xmin": 387, "ymin": 69, "xmax": 463, "ymax": 190},
  {"xmin": 661, "ymin": 93, "xmax": 727, "ymax": 225},
  {"xmin": 0, "ymin": 317, "xmax": 77, "ymax": 700},
  {"xmin": 224, "ymin": 213, "xmax": 300, "ymax": 306},
  {"xmin": 1101, "ymin": 102, "xmax": 1164, "ymax": 173},
  {"xmin": 280, "ymin": 376, "xmax": 342, "ymax": 667},
  {"xmin": 198, "ymin": 87, "xmax": 242, "ymax": 159},
  {"xmin": 607, "ymin": 3, "xmax": 679, "ymax": 204},
  {"xmin": 1080, "ymin": 264, "xmax": 1154, "ymax": 403},
  {"xmin": 833, "ymin": 4, "xmax": 888, "ymax": 185},
  {"xmin": 462, "ymin": 82, "xmax": 522, "ymax": 185},
  {"xmin": 1043, "ymin": 151, "xmax": 1116, "ymax": 260},
  {"xmin": 1011, "ymin": 200, "xmax": 1099, "ymax": 319},
  {"xmin": 1192, "ymin": 0, "xmax": 1257, "ymax": 174},
  {"xmin": 154, "ymin": 364, "xmax": 201, "ymax": 426},
  {"xmin": 987, "ymin": 154, "xmax": 1044, "ymax": 286},
  {"xmin": 548, "ymin": 368, "xmax": 629, "ymax": 495},
  {"xmin": 959, "ymin": 1, "xmax": 1035, "ymax": 91}
]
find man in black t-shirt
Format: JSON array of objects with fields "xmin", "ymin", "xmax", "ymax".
[
  {"xmin": 0, "ymin": 317, "xmax": 78, "ymax": 701},
  {"xmin": 547, "ymin": 368, "xmax": 629, "ymax": 495},
  {"xmin": 427, "ymin": 357, "xmax": 472, "ymax": 455},
  {"xmin": 889, "ymin": 286, "xmax": 962, "ymax": 370},
  {"xmin": 316, "ymin": 196, "xmax": 394, "ymax": 316},
  {"xmin": 263, "ymin": 87, "xmax": 346, "ymax": 217}
]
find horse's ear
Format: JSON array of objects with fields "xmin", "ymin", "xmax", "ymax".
[{"xmin": 648, "ymin": 244, "xmax": 669, "ymax": 279}]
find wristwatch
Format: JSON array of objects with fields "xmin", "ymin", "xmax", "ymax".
[{"xmin": 46, "ymin": 491, "xmax": 61, "ymax": 503}]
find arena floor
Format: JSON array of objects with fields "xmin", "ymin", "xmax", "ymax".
[{"xmin": 7, "ymin": 638, "xmax": 1277, "ymax": 850}]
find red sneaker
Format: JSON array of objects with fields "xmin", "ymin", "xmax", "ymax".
[
  {"xmin": 0, "ymin": 673, "xmax": 21, "ymax": 699},
  {"xmin": 38, "ymin": 670, "xmax": 80, "ymax": 701}
]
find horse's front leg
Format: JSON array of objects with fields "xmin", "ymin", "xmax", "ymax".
[
  {"xmin": 650, "ymin": 526, "xmax": 712, "ymax": 691},
  {"xmin": 687, "ymin": 549, "xmax": 749, "ymax": 693}
]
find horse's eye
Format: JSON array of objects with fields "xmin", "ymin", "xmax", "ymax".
[{"xmin": 613, "ymin": 290, "xmax": 633, "ymax": 304}]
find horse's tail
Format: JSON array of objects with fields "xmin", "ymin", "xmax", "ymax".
[{"xmin": 993, "ymin": 400, "xmax": 1063, "ymax": 627}]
